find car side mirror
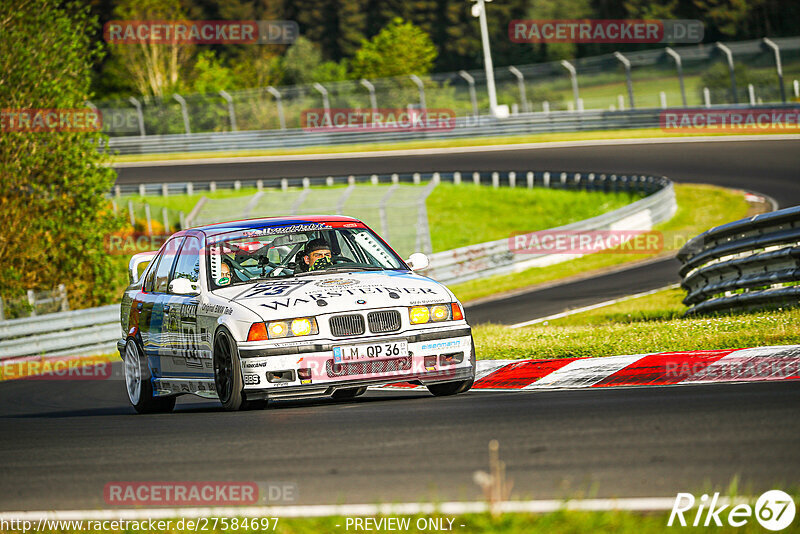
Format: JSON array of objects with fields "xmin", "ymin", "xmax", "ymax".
[
  {"xmin": 406, "ymin": 252, "xmax": 429, "ymax": 271},
  {"xmin": 169, "ymin": 278, "xmax": 200, "ymax": 295}
]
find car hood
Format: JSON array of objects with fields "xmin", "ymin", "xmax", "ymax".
[{"xmin": 212, "ymin": 270, "xmax": 453, "ymax": 320}]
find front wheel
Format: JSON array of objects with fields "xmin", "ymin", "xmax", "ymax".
[
  {"xmin": 123, "ymin": 338, "xmax": 175, "ymax": 414},
  {"xmin": 213, "ymin": 330, "xmax": 266, "ymax": 411}
]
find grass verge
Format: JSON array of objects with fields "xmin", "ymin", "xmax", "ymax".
[
  {"xmin": 109, "ymin": 129, "xmax": 790, "ymax": 163},
  {"xmin": 473, "ymin": 287, "xmax": 800, "ymax": 360},
  {"xmin": 452, "ymin": 183, "xmax": 751, "ymax": 303}
]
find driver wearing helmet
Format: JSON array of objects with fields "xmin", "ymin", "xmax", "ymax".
[{"xmin": 301, "ymin": 238, "xmax": 333, "ymax": 271}]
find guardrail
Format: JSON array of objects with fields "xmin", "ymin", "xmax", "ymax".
[
  {"xmin": 104, "ymin": 104, "xmax": 800, "ymax": 155},
  {"xmin": 0, "ymin": 305, "xmax": 121, "ymax": 361},
  {"xmin": 678, "ymin": 206, "xmax": 800, "ymax": 314},
  {"xmin": 421, "ymin": 173, "xmax": 675, "ymax": 284}
]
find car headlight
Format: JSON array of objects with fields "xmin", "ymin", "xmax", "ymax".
[
  {"xmin": 247, "ymin": 317, "xmax": 318, "ymax": 341},
  {"xmin": 408, "ymin": 303, "xmax": 464, "ymax": 324}
]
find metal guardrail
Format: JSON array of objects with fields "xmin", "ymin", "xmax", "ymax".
[
  {"xmin": 0, "ymin": 305, "xmax": 121, "ymax": 360},
  {"xmin": 678, "ymin": 206, "xmax": 800, "ymax": 314},
  {"xmin": 104, "ymin": 104, "xmax": 800, "ymax": 155},
  {"xmin": 421, "ymin": 173, "xmax": 676, "ymax": 284}
]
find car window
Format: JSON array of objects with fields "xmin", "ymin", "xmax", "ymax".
[
  {"xmin": 143, "ymin": 252, "xmax": 162, "ymax": 292},
  {"xmin": 153, "ymin": 237, "xmax": 184, "ymax": 293},
  {"xmin": 171, "ymin": 236, "xmax": 201, "ymax": 289}
]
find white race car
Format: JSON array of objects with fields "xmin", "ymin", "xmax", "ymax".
[{"xmin": 118, "ymin": 215, "xmax": 475, "ymax": 413}]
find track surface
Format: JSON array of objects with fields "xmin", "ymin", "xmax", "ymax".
[
  {"xmin": 116, "ymin": 138, "xmax": 800, "ymax": 207},
  {"xmin": 1, "ymin": 366, "xmax": 798, "ymax": 511}
]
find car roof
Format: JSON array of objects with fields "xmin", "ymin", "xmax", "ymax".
[{"xmin": 190, "ymin": 215, "xmax": 364, "ymax": 237}]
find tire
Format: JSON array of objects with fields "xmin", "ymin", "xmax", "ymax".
[
  {"xmin": 123, "ymin": 338, "xmax": 176, "ymax": 414},
  {"xmin": 213, "ymin": 329, "xmax": 266, "ymax": 411},
  {"xmin": 426, "ymin": 379, "xmax": 473, "ymax": 397},
  {"xmin": 331, "ymin": 386, "xmax": 367, "ymax": 400}
]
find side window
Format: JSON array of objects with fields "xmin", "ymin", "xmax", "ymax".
[
  {"xmin": 143, "ymin": 253, "xmax": 162, "ymax": 292},
  {"xmin": 153, "ymin": 237, "xmax": 184, "ymax": 293},
  {"xmin": 171, "ymin": 237, "xmax": 201, "ymax": 289}
]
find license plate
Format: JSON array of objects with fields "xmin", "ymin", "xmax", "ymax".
[{"xmin": 333, "ymin": 340, "xmax": 408, "ymax": 364}]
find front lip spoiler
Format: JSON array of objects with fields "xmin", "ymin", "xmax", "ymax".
[{"xmin": 239, "ymin": 327, "xmax": 472, "ymax": 358}]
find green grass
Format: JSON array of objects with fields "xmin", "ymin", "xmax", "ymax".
[
  {"xmin": 109, "ymin": 128, "xmax": 789, "ymax": 163},
  {"xmin": 124, "ymin": 183, "xmax": 641, "ymax": 254},
  {"xmin": 451, "ymin": 183, "xmax": 751, "ymax": 303},
  {"xmin": 473, "ymin": 287, "xmax": 800, "ymax": 360},
  {"xmin": 427, "ymin": 184, "xmax": 639, "ymax": 251}
]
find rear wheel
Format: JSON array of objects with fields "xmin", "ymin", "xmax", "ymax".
[
  {"xmin": 331, "ymin": 386, "xmax": 367, "ymax": 400},
  {"xmin": 214, "ymin": 330, "xmax": 266, "ymax": 411},
  {"xmin": 426, "ymin": 379, "xmax": 473, "ymax": 397},
  {"xmin": 123, "ymin": 338, "xmax": 176, "ymax": 414}
]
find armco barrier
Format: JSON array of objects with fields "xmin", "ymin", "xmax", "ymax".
[
  {"xmin": 104, "ymin": 104, "xmax": 800, "ymax": 156},
  {"xmin": 420, "ymin": 173, "xmax": 676, "ymax": 284},
  {"xmin": 0, "ymin": 305, "xmax": 121, "ymax": 360},
  {"xmin": 678, "ymin": 205, "xmax": 800, "ymax": 314}
]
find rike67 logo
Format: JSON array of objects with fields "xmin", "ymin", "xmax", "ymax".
[{"xmin": 669, "ymin": 490, "xmax": 795, "ymax": 530}]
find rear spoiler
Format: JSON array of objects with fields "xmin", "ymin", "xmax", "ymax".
[{"xmin": 128, "ymin": 251, "xmax": 158, "ymax": 285}]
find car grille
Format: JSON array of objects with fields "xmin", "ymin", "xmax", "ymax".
[
  {"xmin": 326, "ymin": 356, "xmax": 412, "ymax": 378},
  {"xmin": 329, "ymin": 314, "xmax": 365, "ymax": 337},
  {"xmin": 367, "ymin": 310, "xmax": 401, "ymax": 333}
]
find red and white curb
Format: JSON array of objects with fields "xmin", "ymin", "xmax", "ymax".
[{"xmin": 380, "ymin": 345, "xmax": 800, "ymax": 390}]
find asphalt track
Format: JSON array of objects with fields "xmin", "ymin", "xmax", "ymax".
[
  {"xmin": 116, "ymin": 138, "xmax": 800, "ymax": 207},
  {"xmin": 1, "ymin": 365, "xmax": 798, "ymax": 511}
]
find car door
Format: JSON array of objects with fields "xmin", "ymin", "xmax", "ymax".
[
  {"xmin": 142, "ymin": 237, "xmax": 183, "ymax": 378},
  {"xmin": 163, "ymin": 236, "xmax": 209, "ymax": 379}
]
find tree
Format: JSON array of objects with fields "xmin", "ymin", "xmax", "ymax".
[
  {"xmin": 526, "ymin": 0, "xmax": 593, "ymax": 61},
  {"xmin": 0, "ymin": 0, "xmax": 122, "ymax": 313},
  {"xmin": 351, "ymin": 18, "xmax": 437, "ymax": 79},
  {"xmin": 281, "ymin": 36, "xmax": 324, "ymax": 85}
]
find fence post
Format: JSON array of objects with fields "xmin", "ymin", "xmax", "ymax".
[
  {"xmin": 458, "ymin": 71, "xmax": 479, "ymax": 117},
  {"xmin": 27, "ymin": 289, "xmax": 37, "ymax": 316},
  {"xmin": 209, "ymin": 181, "xmax": 217, "ymax": 192},
  {"xmin": 614, "ymin": 52, "xmax": 635, "ymax": 109},
  {"xmin": 172, "ymin": 94, "xmax": 191, "ymax": 134},
  {"xmin": 413, "ymin": 172, "xmax": 421, "ymax": 185},
  {"xmin": 794, "ymin": 80, "xmax": 799, "ymax": 98},
  {"xmin": 187, "ymin": 182, "xmax": 194, "ymax": 195},
  {"xmin": 266, "ymin": 87, "xmax": 286, "ymax": 130},
  {"xmin": 161, "ymin": 183, "xmax": 168, "ymax": 196},
  {"xmin": 313, "ymin": 83, "xmax": 331, "ymax": 123},
  {"xmin": 508, "ymin": 66, "xmax": 529, "ymax": 113},
  {"xmin": 748, "ymin": 84, "xmax": 756, "ymax": 105},
  {"xmin": 179, "ymin": 211, "xmax": 186, "ymax": 229},
  {"xmin": 281, "ymin": 178, "xmax": 288, "ymax": 191},
  {"xmin": 762, "ymin": 38, "xmax": 786, "ymax": 104},
  {"xmin": 660, "ymin": 91, "xmax": 667, "ymax": 108},
  {"xmin": 256, "ymin": 180, "xmax": 263, "ymax": 191},
  {"xmin": 542, "ymin": 101, "xmax": 550, "ymax": 114},
  {"xmin": 58, "ymin": 284, "xmax": 69, "ymax": 312},
  {"xmin": 162, "ymin": 207, "xmax": 169, "ymax": 233},
  {"xmin": 144, "ymin": 204, "xmax": 153, "ymax": 236},
  {"xmin": 360, "ymin": 79, "xmax": 378, "ymax": 113},
  {"xmin": 617, "ymin": 94, "xmax": 625, "ymax": 111},
  {"xmin": 391, "ymin": 173, "xmax": 399, "ymax": 184},
  {"xmin": 302, "ymin": 177, "xmax": 310, "ymax": 189},
  {"xmin": 665, "ymin": 47, "xmax": 687, "ymax": 107},
  {"xmin": 371, "ymin": 174, "xmax": 379, "ymax": 185},
  {"xmin": 219, "ymin": 90, "xmax": 237, "ymax": 131},
  {"xmin": 128, "ymin": 200, "xmax": 135, "ymax": 226},
  {"xmin": 560, "ymin": 60, "xmax": 580, "ymax": 111},
  {"xmin": 716, "ymin": 42, "xmax": 738, "ymax": 104},
  {"xmin": 703, "ymin": 87, "xmax": 711, "ymax": 107},
  {"xmin": 326, "ymin": 176, "xmax": 334, "ymax": 186},
  {"xmin": 128, "ymin": 96, "xmax": 146, "ymax": 136},
  {"xmin": 409, "ymin": 75, "xmax": 426, "ymax": 111}
]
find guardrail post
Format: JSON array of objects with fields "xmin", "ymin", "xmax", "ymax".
[
  {"xmin": 256, "ymin": 180, "xmax": 263, "ymax": 191},
  {"xmin": 508, "ymin": 66, "xmax": 530, "ymax": 113},
  {"xmin": 560, "ymin": 60, "xmax": 580, "ymax": 111},
  {"xmin": 370, "ymin": 174, "xmax": 379, "ymax": 185},
  {"xmin": 409, "ymin": 75, "xmax": 426, "ymax": 112},
  {"xmin": 614, "ymin": 52, "xmax": 635, "ymax": 109},
  {"xmin": 473, "ymin": 172, "xmax": 480, "ymax": 186},
  {"xmin": 526, "ymin": 171, "xmax": 534, "ymax": 188},
  {"xmin": 391, "ymin": 173, "xmax": 399, "ymax": 184},
  {"xmin": 303, "ymin": 177, "xmax": 310, "ymax": 189},
  {"xmin": 326, "ymin": 176, "xmax": 334, "ymax": 186},
  {"xmin": 114, "ymin": 185, "xmax": 121, "ymax": 198},
  {"xmin": 543, "ymin": 172, "xmax": 550, "ymax": 188},
  {"xmin": 161, "ymin": 183, "xmax": 168, "ymax": 196},
  {"xmin": 458, "ymin": 71, "xmax": 479, "ymax": 117},
  {"xmin": 762, "ymin": 38, "xmax": 786, "ymax": 104},
  {"xmin": 172, "ymin": 94, "xmax": 191, "ymax": 134},
  {"xmin": 281, "ymin": 178, "xmax": 288, "ymax": 191},
  {"xmin": 715, "ymin": 42, "xmax": 738, "ymax": 104},
  {"xmin": 312, "ymin": 83, "xmax": 331, "ymax": 123},
  {"xmin": 234, "ymin": 180, "xmax": 242, "ymax": 191},
  {"xmin": 128, "ymin": 97, "xmax": 146, "ymax": 137},
  {"xmin": 219, "ymin": 90, "xmax": 237, "ymax": 131},
  {"xmin": 492, "ymin": 172, "xmax": 499, "ymax": 188},
  {"xmin": 665, "ymin": 47, "xmax": 687, "ymax": 107},
  {"xmin": 138, "ymin": 184, "xmax": 146, "ymax": 196},
  {"xmin": 703, "ymin": 87, "xmax": 711, "ymax": 107},
  {"xmin": 187, "ymin": 182, "xmax": 194, "ymax": 195},
  {"xmin": 508, "ymin": 171, "xmax": 516, "ymax": 188},
  {"xmin": 162, "ymin": 207, "xmax": 169, "ymax": 232},
  {"xmin": 266, "ymin": 86, "xmax": 286, "ymax": 130},
  {"xmin": 432, "ymin": 172, "xmax": 441, "ymax": 185},
  {"xmin": 794, "ymin": 80, "xmax": 799, "ymax": 98},
  {"xmin": 413, "ymin": 172, "xmax": 421, "ymax": 185},
  {"xmin": 542, "ymin": 101, "xmax": 549, "ymax": 114},
  {"xmin": 209, "ymin": 181, "xmax": 217, "ymax": 192},
  {"xmin": 748, "ymin": 84, "xmax": 756, "ymax": 105},
  {"xmin": 660, "ymin": 91, "xmax": 667, "ymax": 108},
  {"xmin": 360, "ymin": 79, "xmax": 378, "ymax": 113}
]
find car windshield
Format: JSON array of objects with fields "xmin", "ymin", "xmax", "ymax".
[{"xmin": 207, "ymin": 222, "xmax": 407, "ymax": 289}]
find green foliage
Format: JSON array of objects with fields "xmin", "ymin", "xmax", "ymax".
[
  {"xmin": 526, "ymin": 0, "xmax": 593, "ymax": 61},
  {"xmin": 282, "ymin": 36, "xmax": 324, "ymax": 85},
  {"xmin": 190, "ymin": 51, "xmax": 234, "ymax": 94},
  {"xmin": 0, "ymin": 0, "xmax": 125, "ymax": 310},
  {"xmin": 351, "ymin": 18, "xmax": 437, "ymax": 79}
]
